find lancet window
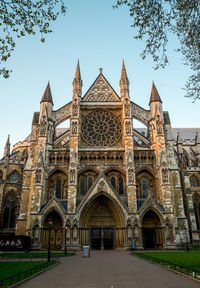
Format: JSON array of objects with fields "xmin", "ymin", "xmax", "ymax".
[
  {"xmin": 78, "ymin": 170, "xmax": 98, "ymax": 195},
  {"xmin": 48, "ymin": 170, "xmax": 67, "ymax": 199},
  {"xmin": 2, "ymin": 192, "xmax": 18, "ymax": 229},
  {"xmin": 106, "ymin": 170, "xmax": 125, "ymax": 195},
  {"xmin": 136, "ymin": 170, "xmax": 155, "ymax": 199}
]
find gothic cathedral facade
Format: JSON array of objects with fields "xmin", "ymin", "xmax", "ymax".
[{"xmin": 0, "ymin": 61, "xmax": 200, "ymax": 250}]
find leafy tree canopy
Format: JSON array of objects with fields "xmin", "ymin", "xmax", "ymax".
[
  {"xmin": 0, "ymin": 0, "xmax": 66, "ymax": 78},
  {"xmin": 114, "ymin": 0, "xmax": 200, "ymax": 101}
]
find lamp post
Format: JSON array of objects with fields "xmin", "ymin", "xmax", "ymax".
[
  {"xmin": 48, "ymin": 217, "xmax": 53, "ymax": 262},
  {"xmin": 64, "ymin": 225, "xmax": 68, "ymax": 256}
]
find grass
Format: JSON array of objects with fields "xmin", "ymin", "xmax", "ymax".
[
  {"xmin": 0, "ymin": 252, "xmax": 75, "ymax": 258},
  {"xmin": 0, "ymin": 261, "xmax": 56, "ymax": 287},
  {"xmin": 133, "ymin": 251, "xmax": 200, "ymax": 272}
]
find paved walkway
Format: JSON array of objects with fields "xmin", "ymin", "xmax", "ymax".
[{"xmin": 18, "ymin": 251, "xmax": 200, "ymax": 288}]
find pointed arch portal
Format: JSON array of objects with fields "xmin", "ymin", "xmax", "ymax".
[
  {"xmin": 41, "ymin": 210, "xmax": 63, "ymax": 250},
  {"xmin": 142, "ymin": 210, "xmax": 164, "ymax": 249},
  {"xmin": 80, "ymin": 194, "xmax": 125, "ymax": 250}
]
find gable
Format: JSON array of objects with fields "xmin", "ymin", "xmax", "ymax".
[{"xmin": 82, "ymin": 73, "xmax": 120, "ymax": 102}]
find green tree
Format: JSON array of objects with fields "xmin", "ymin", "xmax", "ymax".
[
  {"xmin": 114, "ymin": 0, "xmax": 200, "ymax": 101},
  {"xmin": 0, "ymin": 0, "xmax": 66, "ymax": 78}
]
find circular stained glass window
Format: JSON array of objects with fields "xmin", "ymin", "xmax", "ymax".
[{"xmin": 81, "ymin": 110, "xmax": 122, "ymax": 147}]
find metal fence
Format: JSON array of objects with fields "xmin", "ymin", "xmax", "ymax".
[
  {"xmin": 134, "ymin": 253, "xmax": 200, "ymax": 279},
  {"xmin": 0, "ymin": 258, "xmax": 59, "ymax": 288}
]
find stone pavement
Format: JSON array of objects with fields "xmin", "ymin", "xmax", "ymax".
[{"xmin": 18, "ymin": 251, "xmax": 200, "ymax": 288}]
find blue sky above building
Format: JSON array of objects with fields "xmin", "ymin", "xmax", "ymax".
[{"xmin": 0, "ymin": 0, "xmax": 199, "ymax": 156}]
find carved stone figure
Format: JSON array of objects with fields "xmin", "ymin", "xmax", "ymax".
[
  {"xmin": 156, "ymin": 115, "xmax": 163, "ymax": 135},
  {"xmin": 35, "ymin": 168, "xmax": 42, "ymax": 184},
  {"xmin": 72, "ymin": 121, "xmax": 78, "ymax": 135},
  {"xmin": 162, "ymin": 168, "xmax": 168, "ymax": 183},
  {"xmin": 128, "ymin": 163, "xmax": 135, "ymax": 184},
  {"xmin": 69, "ymin": 168, "xmax": 76, "ymax": 184}
]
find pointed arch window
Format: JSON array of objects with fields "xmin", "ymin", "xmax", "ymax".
[
  {"xmin": 141, "ymin": 178, "xmax": 148, "ymax": 198},
  {"xmin": 190, "ymin": 175, "xmax": 200, "ymax": 187},
  {"xmin": 9, "ymin": 171, "xmax": 19, "ymax": 183},
  {"xmin": 3, "ymin": 193, "xmax": 18, "ymax": 229},
  {"xmin": 56, "ymin": 179, "xmax": 62, "ymax": 198}
]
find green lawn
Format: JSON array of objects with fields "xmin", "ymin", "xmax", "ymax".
[
  {"xmin": 0, "ymin": 252, "xmax": 75, "ymax": 258},
  {"xmin": 0, "ymin": 261, "xmax": 57, "ymax": 287},
  {"xmin": 0, "ymin": 262, "xmax": 45, "ymax": 280},
  {"xmin": 133, "ymin": 251, "xmax": 200, "ymax": 272}
]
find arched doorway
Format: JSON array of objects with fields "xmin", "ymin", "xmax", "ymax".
[
  {"xmin": 42, "ymin": 211, "xmax": 63, "ymax": 250},
  {"xmin": 142, "ymin": 210, "xmax": 164, "ymax": 249},
  {"xmin": 80, "ymin": 194, "xmax": 125, "ymax": 250}
]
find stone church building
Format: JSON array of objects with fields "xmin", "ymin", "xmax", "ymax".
[{"xmin": 0, "ymin": 61, "xmax": 200, "ymax": 250}]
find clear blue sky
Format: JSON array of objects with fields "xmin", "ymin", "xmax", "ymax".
[{"xmin": 0, "ymin": 0, "xmax": 199, "ymax": 157}]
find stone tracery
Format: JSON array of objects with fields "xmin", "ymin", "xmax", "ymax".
[{"xmin": 81, "ymin": 110, "xmax": 122, "ymax": 147}]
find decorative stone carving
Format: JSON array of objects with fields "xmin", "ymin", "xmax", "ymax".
[
  {"xmin": 131, "ymin": 102, "xmax": 150, "ymax": 126},
  {"xmin": 72, "ymin": 98, "xmax": 78, "ymax": 117},
  {"xmin": 35, "ymin": 168, "xmax": 42, "ymax": 184},
  {"xmin": 125, "ymin": 121, "xmax": 131, "ymax": 135},
  {"xmin": 81, "ymin": 110, "xmax": 122, "ymax": 147},
  {"xmin": 83, "ymin": 76, "xmax": 119, "ymax": 102},
  {"xmin": 40, "ymin": 115, "xmax": 47, "ymax": 136},
  {"xmin": 72, "ymin": 121, "xmax": 78, "ymax": 135},
  {"xmin": 124, "ymin": 98, "xmax": 130, "ymax": 117},
  {"xmin": 156, "ymin": 114, "xmax": 163, "ymax": 135},
  {"xmin": 53, "ymin": 102, "xmax": 72, "ymax": 126},
  {"xmin": 128, "ymin": 163, "xmax": 135, "ymax": 184},
  {"xmin": 162, "ymin": 167, "xmax": 169, "ymax": 183},
  {"xmin": 69, "ymin": 168, "xmax": 76, "ymax": 184}
]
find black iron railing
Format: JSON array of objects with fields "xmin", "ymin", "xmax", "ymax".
[
  {"xmin": 0, "ymin": 258, "xmax": 59, "ymax": 288},
  {"xmin": 133, "ymin": 253, "xmax": 200, "ymax": 279}
]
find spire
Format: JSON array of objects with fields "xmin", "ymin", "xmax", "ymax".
[
  {"xmin": 120, "ymin": 60, "xmax": 129, "ymax": 83},
  {"xmin": 73, "ymin": 60, "xmax": 82, "ymax": 97},
  {"xmin": 74, "ymin": 60, "xmax": 81, "ymax": 80},
  {"xmin": 4, "ymin": 134, "xmax": 10, "ymax": 157},
  {"xmin": 149, "ymin": 82, "xmax": 162, "ymax": 105},
  {"xmin": 40, "ymin": 82, "xmax": 53, "ymax": 105}
]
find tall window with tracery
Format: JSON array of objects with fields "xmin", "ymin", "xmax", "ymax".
[{"xmin": 3, "ymin": 193, "xmax": 18, "ymax": 229}]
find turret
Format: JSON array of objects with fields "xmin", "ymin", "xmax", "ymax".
[
  {"xmin": 40, "ymin": 82, "xmax": 54, "ymax": 119},
  {"xmin": 149, "ymin": 82, "xmax": 163, "ymax": 119},
  {"xmin": 4, "ymin": 135, "xmax": 10, "ymax": 157},
  {"xmin": 73, "ymin": 60, "xmax": 82, "ymax": 98}
]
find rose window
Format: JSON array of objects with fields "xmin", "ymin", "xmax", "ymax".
[{"xmin": 81, "ymin": 110, "xmax": 122, "ymax": 147}]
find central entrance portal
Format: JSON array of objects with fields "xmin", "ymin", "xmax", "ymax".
[
  {"xmin": 91, "ymin": 227, "xmax": 113, "ymax": 250},
  {"xmin": 80, "ymin": 194, "xmax": 125, "ymax": 249}
]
